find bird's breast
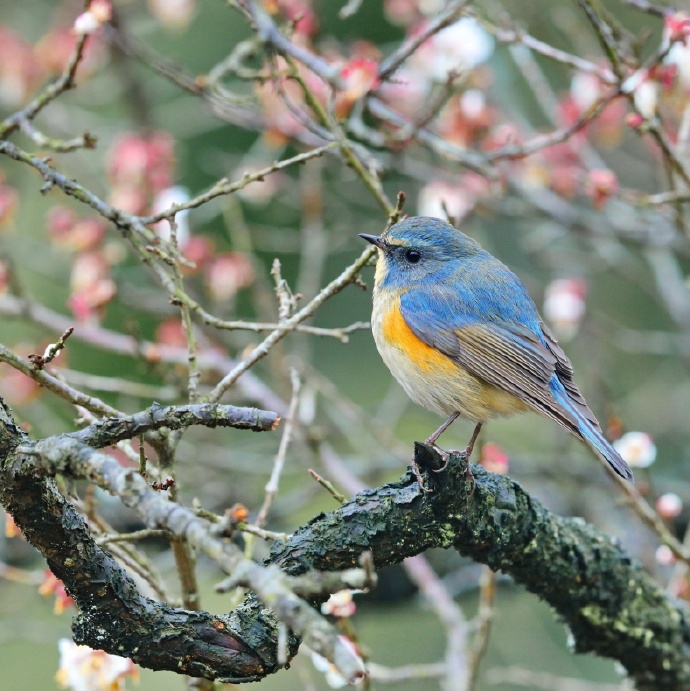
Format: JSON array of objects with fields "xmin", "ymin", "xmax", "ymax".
[{"xmin": 371, "ymin": 289, "xmax": 528, "ymax": 421}]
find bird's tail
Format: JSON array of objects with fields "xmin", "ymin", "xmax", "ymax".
[{"xmin": 551, "ymin": 386, "xmax": 634, "ymax": 481}]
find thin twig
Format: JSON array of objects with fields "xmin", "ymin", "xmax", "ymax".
[{"xmin": 256, "ymin": 369, "xmax": 302, "ymax": 527}]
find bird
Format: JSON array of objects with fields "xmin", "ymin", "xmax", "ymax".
[{"xmin": 359, "ymin": 216, "xmax": 633, "ymax": 481}]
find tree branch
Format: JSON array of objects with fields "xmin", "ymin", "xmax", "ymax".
[{"xmin": 269, "ymin": 443, "xmax": 690, "ymax": 691}]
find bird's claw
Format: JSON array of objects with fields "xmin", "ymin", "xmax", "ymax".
[
  {"xmin": 412, "ymin": 461, "xmax": 433, "ymax": 493},
  {"xmin": 430, "ymin": 448, "xmax": 450, "ymax": 473}
]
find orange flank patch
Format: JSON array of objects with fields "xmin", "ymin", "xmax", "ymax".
[{"xmin": 381, "ymin": 303, "xmax": 457, "ymax": 375}]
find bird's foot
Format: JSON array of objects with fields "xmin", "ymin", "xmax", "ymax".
[
  {"xmin": 412, "ymin": 460, "xmax": 433, "ymax": 493},
  {"xmin": 430, "ymin": 447, "xmax": 476, "ymax": 495},
  {"xmin": 430, "ymin": 448, "xmax": 451, "ymax": 473}
]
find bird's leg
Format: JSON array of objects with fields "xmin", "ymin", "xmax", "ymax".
[
  {"xmin": 461, "ymin": 422, "xmax": 482, "ymax": 495},
  {"xmin": 425, "ymin": 411, "xmax": 461, "ymax": 446},
  {"xmin": 431, "ymin": 420, "xmax": 482, "ymax": 494},
  {"xmin": 463, "ymin": 422, "xmax": 482, "ymax": 461}
]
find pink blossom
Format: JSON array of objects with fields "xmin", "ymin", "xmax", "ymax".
[
  {"xmin": 480, "ymin": 442, "xmax": 509, "ymax": 475},
  {"xmin": 264, "ymin": 0, "xmax": 318, "ymax": 39},
  {"xmin": 417, "ymin": 180, "xmax": 472, "ymax": 222},
  {"xmin": 655, "ymin": 544, "xmax": 676, "ymax": 567},
  {"xmin": 543, "ymin": 278, "xmax": 587, "ymax": 340},
  {"xmin": 656, "ymin": 493, "xmax": 683, "ymax": 520},
  {"xmin": 0, "ymin": 26, "xmax": 42, "ymax": 107},
  {"xmin": 205, "ymin": 252, "xmax": 254, "ymax": 301},
  {"xmin": 613, "ymin": 432, "xmax": 657, "ymax": 469},
  {"xmin": 147, "ymin": 0, "xmax": 197, "ymax": 30},
  {"xmin": 337, "ymin": 58, "xmax": 380, "ymax": 117},
  {"xmin": 151, "ymin": 186, "xmax": 191, "ymax": 246},
  {"xmin": 321, "ymin": 590, "xmax": 357, "ymax": 618},
  {"xmin": 73, "ymin": 0, "xmax": 112, "ymax": 35},
  {"xmin": 155, "ymin": 319, "xmax": 189, "ymax": 349},
  {"xmin": 0, "ymin": 181, "xmax": 18, "ymax": 228},
  {"xmin": 107, "ymin": 132, "xmax": 175, "ymax": 214},
  {"xmin": 69, "ymin": 252, "xmax": 116, "ymax": 322},
  {"xmin": 47, "ymin": 207, "xmax": 106, "ymax": 251},
  {"xmin": 378, "ymin": 65, "xmax": 430, "ymax": 118},
  {"xmin": 235, "ymin": 161, "xmax": 285, "ymax": 205},
  {"xmin": 437, "ymin": 91, "xmax": 493, "ymax": 147},
  {"xmin": 56, "ymin": 639, "xmax": 138, "ymax": 691},
  {"xmin": 584, "ymin": 168, "xmax": 618, "ymax": 209},
  {"xmin": 570, "ymin": 71, "xmax": 603, "ymax": 113},
  {"xmin": 255, "ymin": 57, "xmax": 328, "ymax": 144},
  {"xmin": 664, "ymin": 12, "xmax": 690, "ymax": 46},
  {"xmin": 409, "ymin": 17, "xmax": 493, "ymax": 81},
  {"xmin": 180, "ymin": 235, "xmax": 215, "ymax": 274},
  {"xmin": 39, "ymin": 571, "xmax": 76, "ymax": 614}
]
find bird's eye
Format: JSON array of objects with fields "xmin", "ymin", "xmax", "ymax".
[{"xmin": 405, "ymin": 249, "xmax": 421, "ymax": 264}]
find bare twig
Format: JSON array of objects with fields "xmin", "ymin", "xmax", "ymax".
[{"xmin": 256, "ymin": 369, "xmax": 301, "ymax": 527}]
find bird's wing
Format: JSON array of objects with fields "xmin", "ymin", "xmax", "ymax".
[
  {"xmin": 539, "ymin": 320, "xmax": 603, "ymax": 430},
  {"xmin": 399, "ymin": 286, "xmax": 580, "ymax": 431}
]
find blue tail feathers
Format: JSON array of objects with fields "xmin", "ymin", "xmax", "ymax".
[{"xmin": 551, "ymin": 383, "xmax": 634, "ymax": 481}]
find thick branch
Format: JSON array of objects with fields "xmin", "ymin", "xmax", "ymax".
[
  {"xmin": 3, "ymin": 387, "xmax": 689, "ymax": 688},
  {"xmin": 0, "ymin": 403, "xmax": 275, "ymax": 682},
  {"xmin": 269, "ymin": 443, "xmax": 690, "ymax": 691},
  {"xmin": 3, "ymin": 418, "xmax": 363, "ymax": 683}
]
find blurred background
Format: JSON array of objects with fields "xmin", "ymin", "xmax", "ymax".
[{"xmin": 0, "ymin": 0, "xmax": 688, "ymax": 688}]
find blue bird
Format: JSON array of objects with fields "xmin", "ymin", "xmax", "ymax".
[{"xmin": 360, "ymin": 216, "xmax": 633, "ymax": 481}]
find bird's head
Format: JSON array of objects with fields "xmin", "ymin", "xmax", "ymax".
[{"xmin": 360, "ymin": 216, "xmax": 484, "ymax": 289}]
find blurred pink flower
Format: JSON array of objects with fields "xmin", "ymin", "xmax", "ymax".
[
  {"xmin": 147, "ymin": 0, "xmax": 197, "ymax": 30},
  {"xmin": 623, "ymin": 70, "xmax": 658, "ymax": 120},
  {"xmin": 655, "ymin": 544, "xmax": 676, "ymax": 567},
  {"xmin": 480, "ymin": 442, "xmax": 509, "ymax": 475},
  {"xmin": 584, "ymin": 168, "xmax": 618, "ymax": 209},
  {"xmin": 235, "ymin": 161, "xmax": 285, "ymax": 205},
  {"xmin": 0, "ymin": 26, "xmax": 42, "ymax": 107},
  {"xmin": 179, "ymin": 235, "xmax": 215, "ymax": 274},
  {"xmin": 667, "ymin": 38, "xmax": 690, "ymax": 91},
  {"xmin": 378, "ymin": 65, "xmax": 430, "ymax": 118},
  {"xmin": 409, "ymin": 17, "xmax": 493, "ymax": 81},
  {"xmin": 570, "ymin": 71, "xmax": 602, "ymax": 113},
  {"xmin": 664, "ymin": 12, "xmax": 690, "ymax": 46},
  {"xmin": 155, "ymin": 318, "xmax": 188, "ymax": 349},
  {"xmin": 56, "ymin": 639, "xmax": 138, "ymax": 691},
  {"xmin": 151, "ymin": 185, "xmax": 191, "ymax": 246},
  {"xmin": 0, "ymin": 180, "xmax": 18, "ymax": 228},
  {"xmin": 543, "ymin": 278, "xmax": 587, "ymax": 340},
  {"xmin": 417, "ymin": 180, "xmax": 471, "ymax": 222},
  {"xmin": 321, "ymin": 590, "xmax": 357, "ymax": 618},
  {"xmin": 613, "ymin": 432, "xmax": 657, "ymax": 469},
  {"xmin": 47, "ymin": 207, "xmax": 106, "ymax": 251},
  {"xmin": 107, "ymin": 132, "xmax": 175, "ymax": 214},
  {"xmin": 39, "ymin": 571, "xmax": 75, "ymax": 614},
  {"xmin": 73, "ymin": 0, "xmax": 111, "ymax": 35},
  {"xmin": 256, "ymin": 57, "xmax": 328, "ymax": 144},
  {"xmin": 337, "ymin": 58, "xmax": 380, "ymax": 117},
  {"xmin": 437, "ymin": 90, "xmax": 493, "ymax": 148},
  {"xmin": 656, "ymin": 493, "xmax": 683, "ymax": 520},
  {"xmin": 205, "ymin": 252, "xmax": 254, "ymax": 302},
  {"xmin": 69, "ymin": 251, "xmax": 116, "ymax": 322},
  {"xmin": 264, "ymin": 0, "xmax": 318, "ymax": 40}
]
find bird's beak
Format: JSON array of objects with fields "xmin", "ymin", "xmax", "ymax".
[{"xmin": 359, "ymin": 233, "xmax": 386, "ymax": 250}]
